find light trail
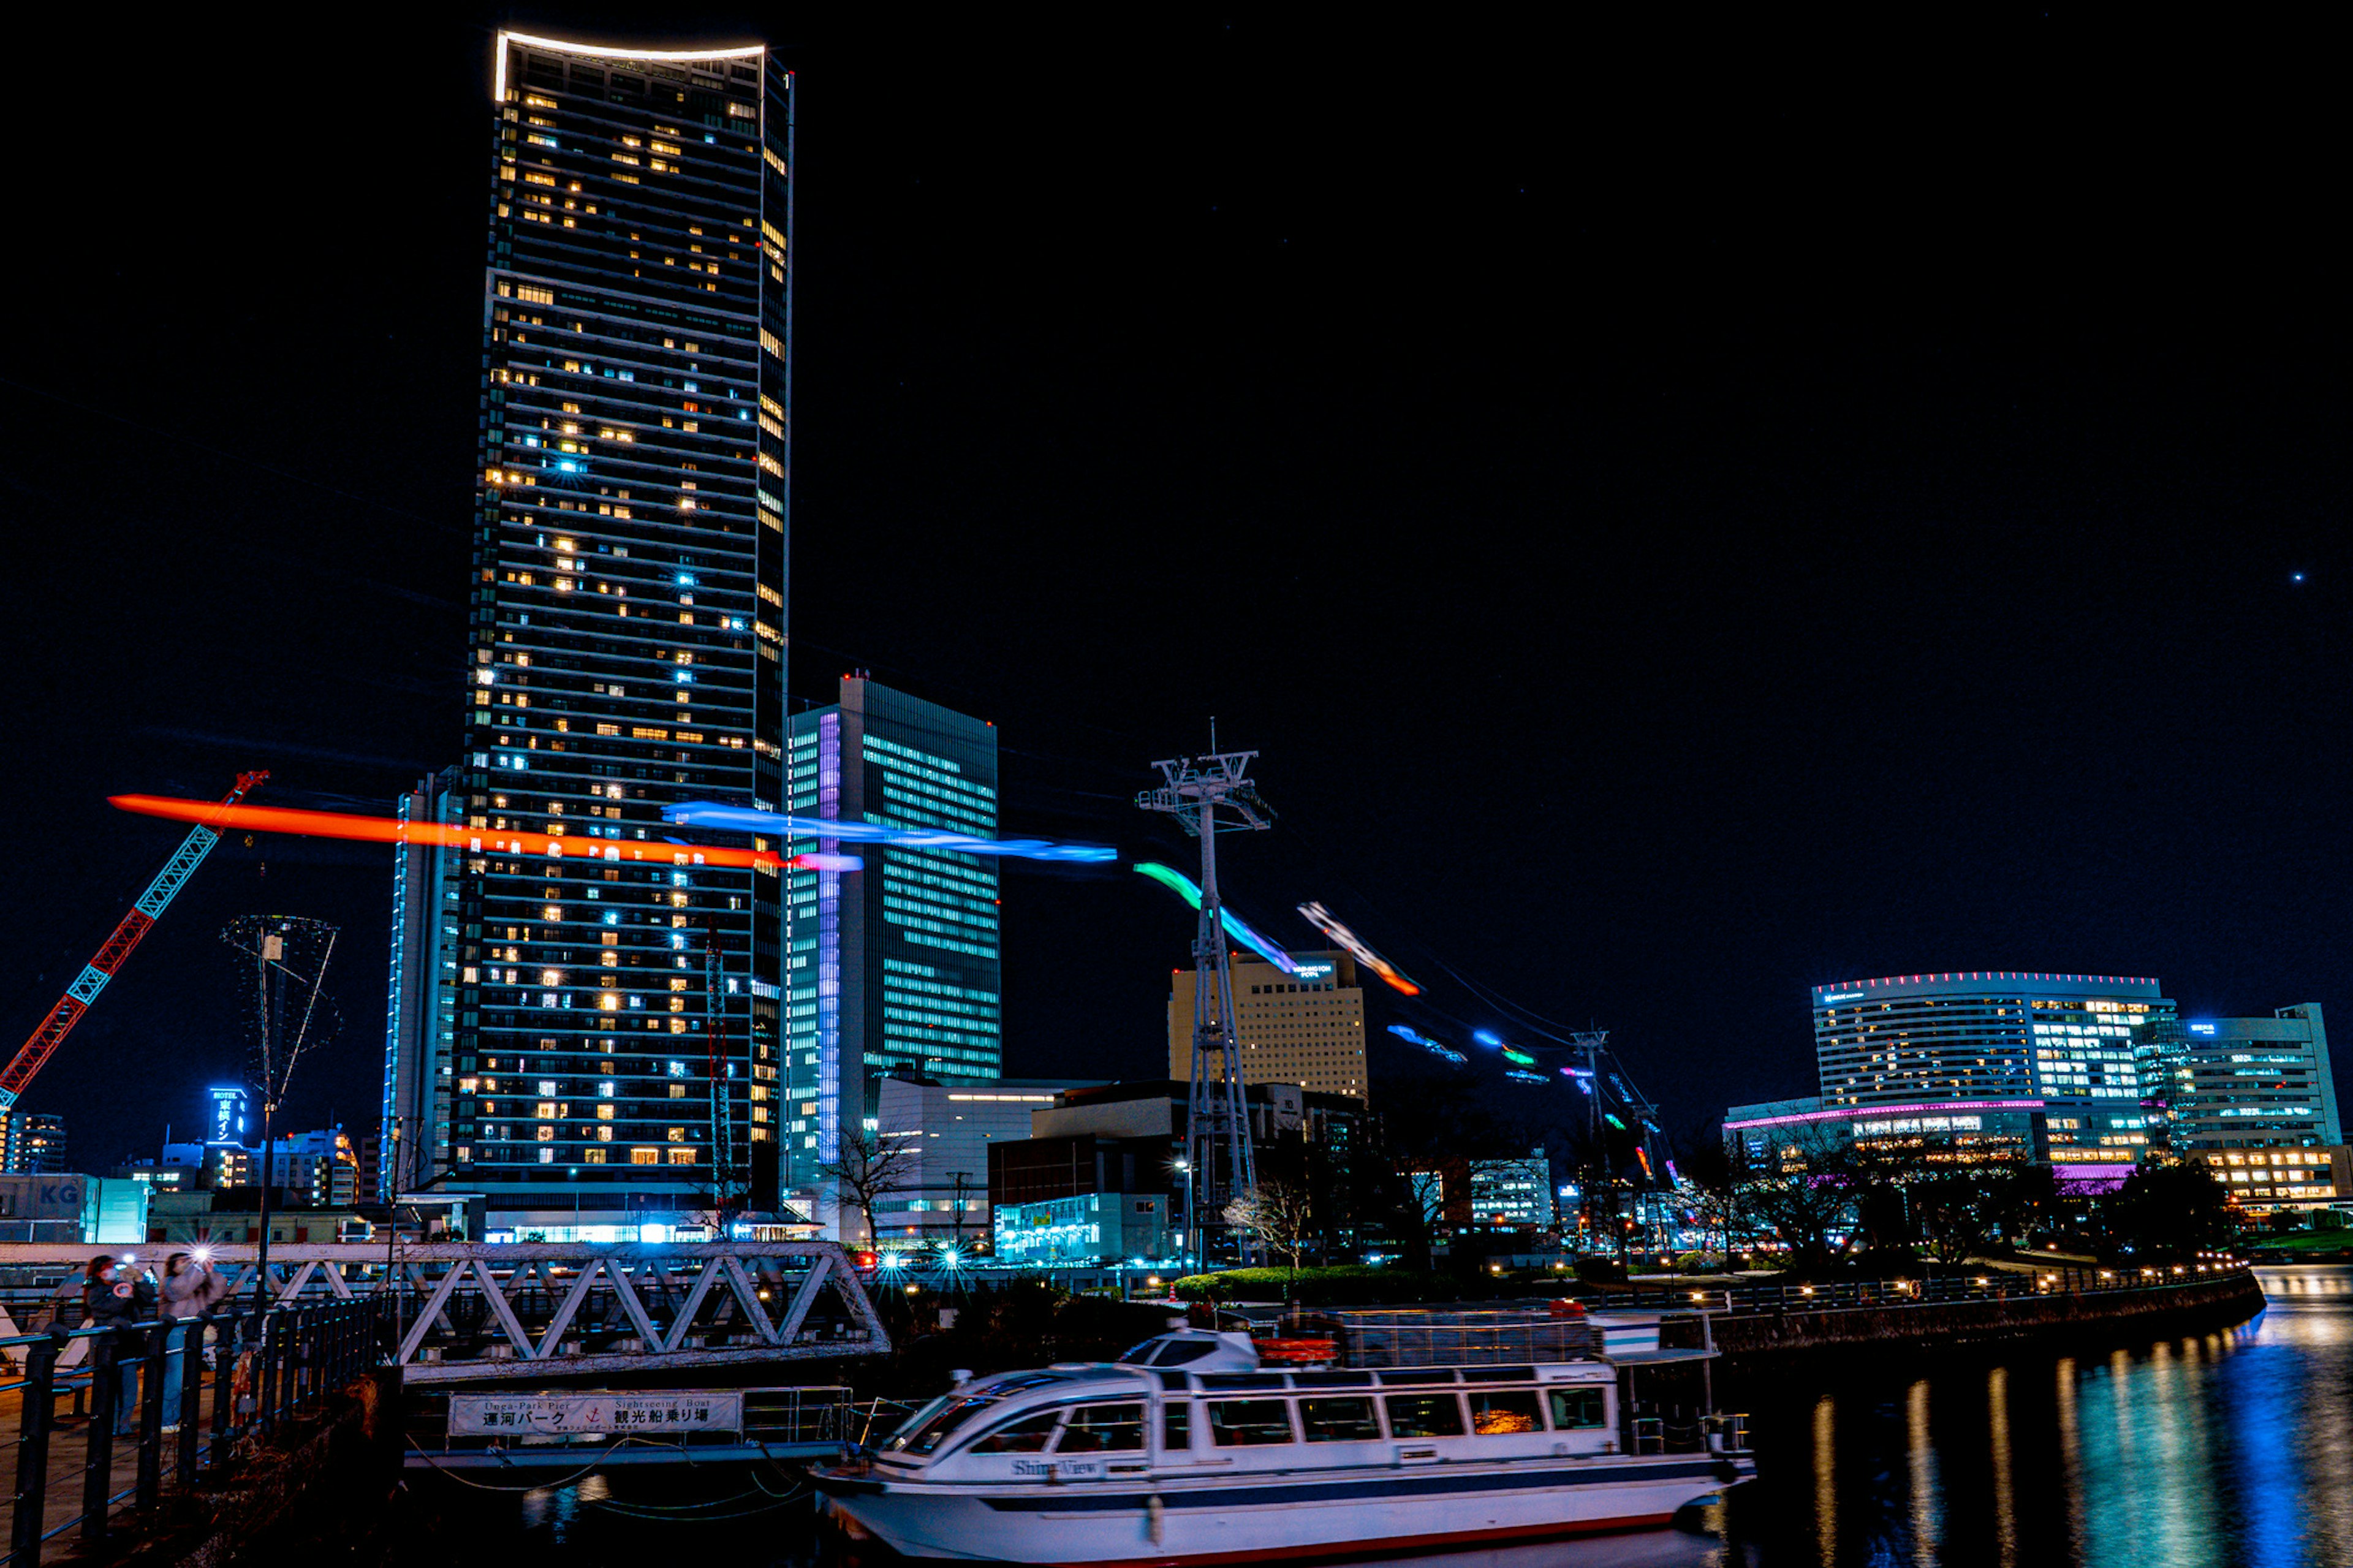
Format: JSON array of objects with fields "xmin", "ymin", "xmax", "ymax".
[
  {"xmin": 1385, "ymin": 1023, "xmax": 1467, "ymax": 1065},
  {"xmin": 1132, "ymin": 863, "xmax": 1298, "ymax": 973},
  {"xmin": 109, "ymin": 795, "xmax": 859, "ymax": 874},
  {"xmin": 1296, "ymin": 902, "xmax": 1422, "ymax": 995},
  {"xmin": 665, "ymin": 802, "xmax": 1116, "ymax": 863}
]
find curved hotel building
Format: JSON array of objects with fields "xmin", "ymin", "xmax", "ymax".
[{"xmin": 1729, "ymin": 972, "xmax": 2173, "ymax": 1182}]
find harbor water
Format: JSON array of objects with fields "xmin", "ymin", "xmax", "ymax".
[{"xmin": 401, "ymin": 1265, "xmax": 2350, "ymax": 1568}]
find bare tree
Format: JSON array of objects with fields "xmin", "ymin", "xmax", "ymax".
[
  {"xmin": 818, "ymin": 1124, "xmax": 920, "ymax": 1248},
  {"xmin": 1733, "ymin": 1120, "xmax": 1885, "ymax": 1276},
  {"xmin": 1225, "ymin": 1181, "xmax": 1318, "ymax": 1295}
]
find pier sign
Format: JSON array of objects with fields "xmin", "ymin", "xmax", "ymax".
[{"xmin": 448, "ymin": 1390, "xmax": 744, "ymax": 1438}]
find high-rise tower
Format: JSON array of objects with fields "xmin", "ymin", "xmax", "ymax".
[{"xmin": 384, "ymin": 32, "xmax": 793, "ymax": 1233}]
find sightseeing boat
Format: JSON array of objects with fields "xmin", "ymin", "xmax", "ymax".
[{"xmin": 811, "ymin": 1305, "xmax": 1753, "ymax": 1564}]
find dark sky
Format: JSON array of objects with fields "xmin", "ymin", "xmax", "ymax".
[{"xmin": 2, "ymin": 12, "xmax": 2344, "ymax": 1168}]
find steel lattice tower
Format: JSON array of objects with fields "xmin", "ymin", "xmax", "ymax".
[{"xmin": 1138, "ymin": 747, "xmax": 1271, "ymax": 1264}]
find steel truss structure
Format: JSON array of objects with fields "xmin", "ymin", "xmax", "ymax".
[
  {"xmin": 0, "ymin": 1241, "xmax": 889, "ymax": 1384},
  {"xmin": 1138, "ymin": 748, "xmax": 1273, "ymax": 1265}
]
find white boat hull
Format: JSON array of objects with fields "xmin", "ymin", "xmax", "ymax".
[{"xmin": 816, "ymin": 1451, "xmax": 1754, "ymax": 1564}]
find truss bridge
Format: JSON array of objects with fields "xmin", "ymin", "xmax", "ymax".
[{"xmin": 0, "ymin": 1241, "xmax": 889, "ymax": 1384}]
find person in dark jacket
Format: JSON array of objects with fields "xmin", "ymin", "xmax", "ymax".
[{"xmin": 82, "ymin": 1256, "xmax": 157, "ymax": 1436}]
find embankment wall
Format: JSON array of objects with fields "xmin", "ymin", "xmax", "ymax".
[{"xmin": 1711, "ymin": 1273, "xmax": 2265, "ymax": 1360}]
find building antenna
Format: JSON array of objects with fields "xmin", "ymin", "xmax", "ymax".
[{"xmin": 1139, "ymin": 735, "xmax": 1272, "ymax": 1265}]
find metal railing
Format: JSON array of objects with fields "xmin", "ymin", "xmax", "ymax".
[
  {"xmin": 1, "ymin": 1241, "xmax": 889, "ymax": 1384},
  {"xmin": 1582, "ymin": 1262, "xmax": 2257, "ymax": 1317},
  {"xmin": 4, "ymin": 1298, "xmax": 385, "ymax": 1566}
]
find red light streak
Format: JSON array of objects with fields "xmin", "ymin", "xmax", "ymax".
[
  {"xmin": 108, "ymin": 795, "xmax": 828, "ymax": 873},
  {"xmin": 1297, "ymin": 901, "xmax": 1422, "ymax": 996}
]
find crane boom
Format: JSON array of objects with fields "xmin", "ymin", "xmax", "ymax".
[{"xmin": 0, "ymin": 771, "xmax": 267, "ymax": 1110}]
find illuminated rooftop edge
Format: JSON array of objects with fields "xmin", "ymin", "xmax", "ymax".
[
  {"xmin": 1813, "ymin": 971, "xmax": 2161, "ymax": 1000},
  {"xmin": 495, "ymin": 31, "xmax": 765, "ymax": 102},
  {"xmin": 1725, "ymin": 1098, "xmax": 2047, "ymax": 1130}
]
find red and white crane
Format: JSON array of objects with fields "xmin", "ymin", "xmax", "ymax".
[{"xmin": 0, "ymin": 771, "xmax": 267, "ymax": 1110}]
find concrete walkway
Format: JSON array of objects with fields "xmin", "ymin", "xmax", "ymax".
[{"xmin": 1, "ymin": 1370, "xmax": 208, "ymax": 1555}]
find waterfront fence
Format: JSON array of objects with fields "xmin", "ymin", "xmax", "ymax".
[
  {"xmin": 1582, "ymin": 1262, "xmax": 2257, "ymax": 1317},
  {"xmin": 3, "ymin": 1297, "xmax": 385, "ymax": 1567}
]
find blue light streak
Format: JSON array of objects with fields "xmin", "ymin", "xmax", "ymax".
[
  {"xmin": 1472, "ymin": 1029, "xmax": 1503, "ymax": 1048},
  {"xmin": 664, "ymin": 802, "xmax": 1117, "ymax": 863},
  {"xmin": 1133, "ymin": 864, "xmax": 1298, "ymax": 973},
  {"xmin": 1385, "ymin": 1023, "xmax": 1467, "ymax": 1064}
]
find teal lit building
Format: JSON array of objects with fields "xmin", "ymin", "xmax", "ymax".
[{"xmin": 785, "ymin": 676, "xmax": 1001, "ymax": 1239}]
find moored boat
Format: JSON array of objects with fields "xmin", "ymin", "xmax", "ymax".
[{"xmin": 812, "ymin": 1305, "xmax": 1754, "ymax": 1564}]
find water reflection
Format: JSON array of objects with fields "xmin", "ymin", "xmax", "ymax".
[
  {"xmin": 1705, "ymin": 1264, "xmax": 2353, "ymax": 1566},
  {"xmin": 409, "ymin": 1268, "xmax": 2351, "ymax": 1568}
]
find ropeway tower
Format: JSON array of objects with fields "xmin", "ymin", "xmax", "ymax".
[{"xmin": 1138, "ymin": 744, "xmax": 1272, "ymax": 1265}]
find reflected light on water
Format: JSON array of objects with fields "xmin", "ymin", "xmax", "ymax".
[
  {"xmin": 1986, "ymin": 1365, "xmax": 2014, "ymax": 1568},
  {"xmin": 1904, "ymin": 1379, "xmax": 1936, "ymax": 1565},
  {"xmin": 1715, "ymin": 1265, "xmax": 2353, "ymax": 1565},
  {"xmin": 1811, "ymin": 1397, "xmax": 1835, "ymax": 1564}
]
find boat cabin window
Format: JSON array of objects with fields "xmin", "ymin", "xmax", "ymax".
[
  {"xmin": 1468, "ymin": 1389, "xmax": 1544, "ymax": 1435},
  {"xmin": 968, "ymin": 1410, "xmax": 1064, "ymax": 1454},
  {"xmin": 887, "ymin": 1396, "xmax": 993, "ymax": 1455},
  {"xmin": 1121, "ymin": 1336, "xmax": 1219, "ymax": 1368},
  {"xmin": 1547, "ymin": 1387, "xmax": 1608, "ymax": 1430},
  {"xmin": 1290, "ymin": 1370, "xmax": 1374, "ymax": 1388},
  {"xmin": 1384, "ymin": 1393, "xmax": 1466, "ymax": 1439},
  {"xmin": 1162, "ymin": 1399, "xmax": 1192, "ymax": 1452},
  {"xmin": 1376, "ymin": 1368, "xmax": 1458, "ymax": 1385},
  {"xmin": 1056, "ymin": 1403, "xmax": 1146, "ymax": 1453},
  {"xmin": 1208, "ymin": 1398, "xmax": 1295, "ymax": 1447},
  {"xmin": 1299, "ymin": 1396, "xmax": 1382, "ymax": 1442}
]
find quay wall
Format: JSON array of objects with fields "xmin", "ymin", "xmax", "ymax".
[{"xmin": 1710, "ymin": 1273, "xmax": 2265, "ymax": 1360}]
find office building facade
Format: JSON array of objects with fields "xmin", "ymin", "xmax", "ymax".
[
  {"xmin": 868, "ymin": 1076, "xmax": 1099, "ymax": 1245},
  {"xmin": 1168, "ymin": 950, "xmax": 1368, "ymax": 1103},
  {"xmin": 1814, "ymin": 972, "xmax": 2174, "ymax": 1178},
  {"xmin": 2139, "ymin": 1006, "xmax": 2343, "ymax": 1151},
  {"xmin": 784, "ymin": 676, "xmax": 1002, "ymax": 1235},
  {"xmin": 384, "ymin": 31, "xmax": 794, "ymax": 1229}
]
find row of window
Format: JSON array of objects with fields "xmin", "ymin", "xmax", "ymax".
[{"xmin": 916, "ymin": 1387, "xmax": 1608, "ymax": 1458}]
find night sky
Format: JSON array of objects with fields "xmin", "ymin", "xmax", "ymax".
[{"xmin": 3, "ymin": 12, "xmax": 2344, "ymax": 1170}]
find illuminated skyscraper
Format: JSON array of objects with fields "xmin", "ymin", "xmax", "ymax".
[
  {"xmin": 782, "ymin": 677, "xmax": 1001, "ymax": 1240},
  {"xmin": 383, "ymin": 31, "xmax": 792, "ymax": 1232}
]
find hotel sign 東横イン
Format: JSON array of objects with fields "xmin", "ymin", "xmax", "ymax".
[{"xmin": 447, "ymin": 1390, "xmax": 743, "ymax": 1438}]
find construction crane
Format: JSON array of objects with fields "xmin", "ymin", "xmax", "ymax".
[{"xmin": 0, "ymin": 771, "xmax": 267, "ymax": 1110}]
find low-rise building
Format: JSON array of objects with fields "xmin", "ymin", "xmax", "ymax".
[
  {"xmin": 868, "ymin": 1075, "xmax": 1104, "ymax": 1245},
  {"xmin": 0, "ymin": 1173, "xmax": 147, "ymax": 1244},
  {"xmin": 2187, "ymin": 1146, "xmax": 2352, "ymax": 1218}
]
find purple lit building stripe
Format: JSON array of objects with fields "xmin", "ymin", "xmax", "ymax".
[{"xmin": 1725, "ymin": 1097, "xmax": 2047, "ymax": 1130}]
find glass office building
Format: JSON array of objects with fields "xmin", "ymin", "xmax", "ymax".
[
  {"xmin": 1813, "ymin": 972, "xmax": 2175, "ymax": 1179},
  {"xmin": 2138, "ymin": 1006, "xmax": 2343, "ymax": 1151},
  {"xmin": 784, "ymin": 677, "xmax": 1002, "ymax": 1239},
  {"xmin": 383, "ymin": 32, "xmax": 793, "ymax": 1229}
]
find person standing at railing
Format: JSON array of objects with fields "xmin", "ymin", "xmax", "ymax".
[
  {"xmin": 83, "ymin": 1254, "xmax": 157, "ymax": 1436},
  {"xmin": 158, "ymin": 1252, "xmax": 235, "ymax": 1430}
]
